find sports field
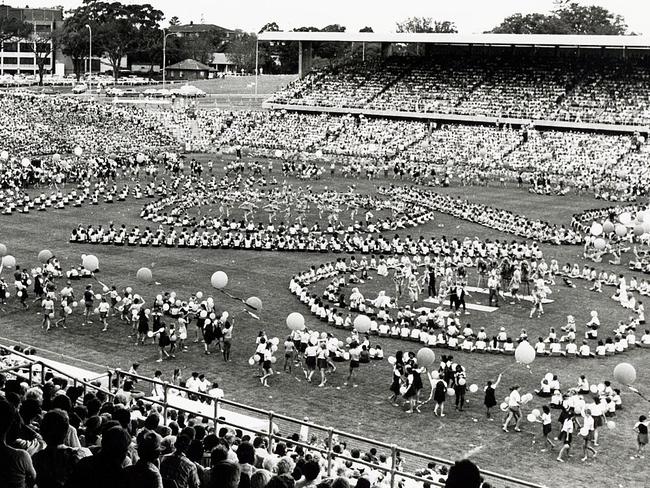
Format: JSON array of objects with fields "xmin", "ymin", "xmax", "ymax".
[{"xmin": 0, "ymin": 153, "xmax": 648, "ymax": 488}]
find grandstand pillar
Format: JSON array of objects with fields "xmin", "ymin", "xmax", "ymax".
[
  {"xmin": 381, "ymin": 42, "xmax": 393, "ymax": 59},
  {"xmin": 298, "ymin": 41, "xmax": 313, "ymax": 78}
]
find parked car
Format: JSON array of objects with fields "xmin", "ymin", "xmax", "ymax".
[{"xmin": 71, "ymin": 83, "xmax": 87, "ymax": 94}]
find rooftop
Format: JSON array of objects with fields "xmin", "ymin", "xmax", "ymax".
[
  {"xmin": 165, "ymin": 58, "xmax": 214, "ymax": 71},
  {"xmin": 258, "ymin": 32, "xmax": 650, "ymax": 49}
]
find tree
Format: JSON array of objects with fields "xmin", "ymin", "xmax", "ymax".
[
  {"xmin": 489, "ymin": 2, "xmax": 628, "ymax": 35},
  {"xmin": 32, "ymin": 31, "xmax": 58, "ymax": 85},
  {"xmin": 396, "ymin": 17, "xmax": 458, "ymax": 33},
  {"xmin": 0, "ymin": 15, "xmax": 32, "ymax": 44},
  {"xmin": 359, "ymin": 26, "xmax": 374, "ymax": 33},
  {"xmin": 259, "ymin": 21, "xmax": 280, "ymax": 34},
  {"xmin": 225, "ymin": 31, "xmax": 258, "ymax": 73},
  {"xmin": 59, "ymin": 15, "xmax": 90, "ymax": 81},
  {"xmin": 315, "ymin": 24, "xmax": 347, "ymax": 63},
  {"xmin": 168, "ymin": 16, "xmax": 181, "ymax": 27},
  {"xmin": 64, "ymin": 0, "xmax": 164, "ymax": 82},
  {"xmin": 489, "ymin": 13, "xmax": 569, "ymax": 34},
  {"xmin": 555, "ymin": 2, "xmax": 627, "ymax": 35}
]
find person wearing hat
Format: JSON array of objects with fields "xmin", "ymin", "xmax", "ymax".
[{"xmin": 123, "ymin": 431, "xmax": 164, "ymax": 488}]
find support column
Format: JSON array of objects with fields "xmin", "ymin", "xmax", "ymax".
[
  {"xmin": 298, "ymin": 40, "xmax": 313, "ymax": 78},
  {"xmin": 381, "ymin": 42, "xmax": 393, "ymax": 59}
]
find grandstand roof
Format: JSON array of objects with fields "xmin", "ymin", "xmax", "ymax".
[{"xmin": 258, "ymin": 32, "xmax": 650, "ymax": 49}]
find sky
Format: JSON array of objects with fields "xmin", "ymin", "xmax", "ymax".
[{"xmin": 16, "ymin": 0, "xmax": 650, "ymax": 35}]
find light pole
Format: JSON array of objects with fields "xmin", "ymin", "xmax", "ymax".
[
  {"xmin": 162, "ymin": 29, "xmax": 177, "ymax": 87},
  {"xmin": 85, "ymin": 24, "xmax": 92, "ymax": 92}
]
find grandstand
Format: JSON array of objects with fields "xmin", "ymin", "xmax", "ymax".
[{"xmin": 258, "ymin": 32, "xmax": 650, "ymax": 131}]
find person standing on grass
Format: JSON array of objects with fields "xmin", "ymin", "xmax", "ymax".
[
  {"xmin": 221, "ymin": 313, "xmax": 233, "ymax": 362},
  {"xmin": 108, "ymin": 286, "xmax": 119, "ymax": 316},
  {"xmin": 260, "ymin": 342, "xmax": 274, "ymax": 388},
  {"xmin": 304, "ymin": 340, "xmax": 318, "ymax": 383},
  {"xmin": 537, "ymin": 405, "xmax": 556, "ymax": 451},
  {"xmin": 283, "ymin": 336, "xmax": 295, "ymax": 373},
  {"xmin": 557, "ymin": 410, "xmax": 575, "ymax": 462},
  {"xmin": 433, "ymin": 375, "xmax": 448, "ymax": 417},
  {"xmin": 41, "ymin": 294, "xmax": 55, "ymax": 332},
  {"xmin": 634, "ymin": 415, "xmax": 648, "ymax": 458},
  {"xmin": 82, "ymin": 284, "xmax": 94, "ymax": 325},
  {"xmin": 483, "ymin": 373, "xmax": 502, "ymax": 419},
  {"xmin": 98, "ymin": 297, "xmax": 111, "ymax": 332},
  {"xmin": 509, "ymin": 265, "xmax": 522, "ymax": 304},
  {"xmin": 503, "ymin": 385, "xmax": 522, "ymax": 432},
  {"xmin": 316, "ymin": 341, "xmax": 329, "ymax": 388},
  {"xmin": 389, "ymin": 351, "xmax": 404, "ymax": 406},
  {"xmin": 136, "ymin": 308, "xmax": 149, "ymax": 346},
  {"xmin": 578, "ymin": 408, "xmax": 597, "ymax": 461},
  {"xmin": 345, "ymin": 341, "xmax": 361, "ymax": 387},
  {"xmin": 57, "ymin": 281, "xmax": 74, "ymax": 326}
]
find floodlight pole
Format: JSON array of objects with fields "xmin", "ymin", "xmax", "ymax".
[
  {"xmin": 255, "ymin": 39, "xmax": 259, "ymax": 95},
  {"xmin": 85, "ymin": 24, "xmax": 92, "ymax": 92},
  {"xmin": 163, "ymin": 29, "xmax": 176, "ymax": 87}
]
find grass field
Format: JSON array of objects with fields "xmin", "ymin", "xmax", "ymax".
[{"xmin": 0, "ymin": 156, "xmax": 648, "ymax": 488}]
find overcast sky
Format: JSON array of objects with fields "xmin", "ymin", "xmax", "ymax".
[{"xmin": 24, "ymin": 0, "xmax": 650, "ymax": 35}]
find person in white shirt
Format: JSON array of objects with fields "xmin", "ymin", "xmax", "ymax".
[
  {"xmin": 503, "ymin": 385, "xmax": 522, "ymax": 433},
  {"xmin": 557, "ymin": 411, "xmax": 575, "ymax": 462},
  {"xmin": 565, "ymin": 340, "xmax": 578, "ymax": 355},
  {"xmin": 579, "ymin": 409, "xmax": 597, "ymax": 461},
  {"xmin": 208, "ymin": 382, "xmax": 224, "ymax": 400},
  {"xmin": 185, "ymin": 372, "xmax": 200, "ymax": 392}
]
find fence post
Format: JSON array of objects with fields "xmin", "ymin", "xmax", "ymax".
[
  {"xmin": 162, "ymin": 382, "xmax": 168, "ymax": 424},
  {"xmin": 267, "ymin": 411, "xmax": 274, "ymax": 454},
  {"xmin": 213, "ymin": 399, "xmax": 220, "ymax": 433},
  {"xmin": 390, "ymin": 444, "xmax": 397, "ymax": 488},
  {"xmin": 326, "ymin": 428, "xmax": 334, "ymax": 477}
]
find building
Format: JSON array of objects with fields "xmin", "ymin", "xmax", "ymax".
[
  {"xmin": 0, "ymin": 5, "xmax": 64, "ymax": 76},
  {"xmin": 165, "ymin": 58, "xmax": 214, "ymax": 80},
  {"xmin": 210, "ymin": 53, "xmax": 236, "ymax": 73}
]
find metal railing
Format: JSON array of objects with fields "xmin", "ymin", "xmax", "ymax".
[{"xmin": 0, "ymin": 344, "xmax": 545, "ymax": 488}]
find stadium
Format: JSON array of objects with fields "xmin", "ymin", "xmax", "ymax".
[{"xmin": 0, "ymin": 2, "xmax": 649, "ymax": 488}]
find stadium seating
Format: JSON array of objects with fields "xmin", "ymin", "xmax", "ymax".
[{"xmin": 268, "ymin": 55, "xmax": 650, "ymax": 126}]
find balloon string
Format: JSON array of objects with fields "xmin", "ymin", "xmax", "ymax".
[
  {"xmin": 629, "ymin": 386, "xmax": 650, "ymax": 404},
  {"xmin": 218, "ymin": 289, "xmax": 259, "ymax": 311}
]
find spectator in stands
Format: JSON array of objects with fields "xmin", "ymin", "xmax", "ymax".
[
  {"xmin": 445, "ymin": 459, "xmax": 482, "ymax": 488},
  {"xmin": 67, "ymin": 425, "xmax": 131, "ymax": 488},
  {"xmin": 0, "ymin": 398, "xmax": 36, "ymax": 488},
  {"xmin": 159, "ymin": 434, "xmax": 201, "ymax": 488},
  {"xmin": 123, "ymin": 431, "xmax": 164, "ymax": 488},
  {"xmin": 32, "ymin": 408, "xmax": 91, "ymax": 488}
]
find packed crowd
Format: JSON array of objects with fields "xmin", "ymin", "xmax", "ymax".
[
  {"xmin": 0, "ymin": 359, "xmax": 497, "ymax": 488},
  {"xmin": 268, "ymin": 55, "xmax": 650, "ymax": 126}
]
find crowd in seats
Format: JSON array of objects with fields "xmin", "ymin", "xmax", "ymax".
[
  {"xmin": 0, "ymin": 93, "xmax": 175, "ymax": 159},
  {"xmin": 268, "ymin": 55, "xmax": 650, "ymax": 126},
  {"xmin": 368, "ymin": 58, "xmax": 486, "ymax": 113},
  {"xmin": 0, "ymin": 362, "xmax": 488, "ymax": 488}
]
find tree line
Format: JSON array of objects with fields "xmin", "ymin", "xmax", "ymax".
[{"xmin": 0, "ymin": 0, "xmax": 633, "ymax": 84}]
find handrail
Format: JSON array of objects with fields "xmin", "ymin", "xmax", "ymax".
[{"xmin": 0, "ymin": 344, "xmax": 546, "ymax": 488}]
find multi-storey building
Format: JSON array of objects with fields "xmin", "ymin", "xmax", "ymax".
[{"xmin": 0, "ymin": 5, "xmax": 64, "ymax": 76}]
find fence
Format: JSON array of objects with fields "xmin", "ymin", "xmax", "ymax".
[{"xmin": 0, "ymin": 345, "xmax": 546, "ymax": 488}]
